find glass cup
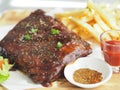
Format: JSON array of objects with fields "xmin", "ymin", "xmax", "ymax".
[{"xmin": 100, "ymin": 30, "xmax": 120, "ymax": 73}]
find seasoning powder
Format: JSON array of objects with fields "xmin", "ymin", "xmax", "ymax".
[{"xmin": 73, "ymin": 68, "xmax": 103, "ymax": 84}]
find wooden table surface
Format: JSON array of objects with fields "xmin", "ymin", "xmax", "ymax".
[
  {"xmin": 0, "ymin": 74, "xmax": 120, "ymax": 90},
  {"xmin": 28, "ymin": 74, "xmax": 120, "ymax": 90},
  {"xmin": 0, "ymin": 10, "xmax": 120, "ymax": 90}
]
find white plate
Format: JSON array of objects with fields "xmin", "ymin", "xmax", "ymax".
[
  {"xmin": 0, "ymin": 24, "xmax": 105, "ymax": 90},
  {"xmin": 0, "ymin": 25, "xmax": 43, "ymax": 90},
  {"xmin": 64, "ymin": 57, "xmax": 112, "ymax": 88}
]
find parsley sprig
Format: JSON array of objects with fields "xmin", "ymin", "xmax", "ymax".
[
  {"xmin": 51, "ymin": 29, "xmax": 60, "ymax": 35},
  {"xmin": 23, "ymin": 28, "xmax": 38, "ymax": 40},
  {"xmin": 23, "ymin": 34, "xmax": 31, "ymax": 40},
  {"xmin": 29, "ymin": 28, "xmax": 38, "ymax": 34},
  {"xmin": 56, "ymin": 41, "xmax": 63, "ymax": 48}
]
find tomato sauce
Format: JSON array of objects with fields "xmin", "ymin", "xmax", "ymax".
[
  {"xmin": 0, "ymin": 60, "xmax": 4, "ymax": 68},
  {"xmin": 102, "ymin": 40, "xmax": 120, "ymax": 66}
]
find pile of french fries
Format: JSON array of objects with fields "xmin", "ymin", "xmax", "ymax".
[{"xmin": 55, "ymin": 0, "xmax": 120, "ymax": 44}]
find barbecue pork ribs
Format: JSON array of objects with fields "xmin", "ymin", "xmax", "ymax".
[{"xmin": 0, "ymin": 9, "xmax": 92, "ymax": 86}]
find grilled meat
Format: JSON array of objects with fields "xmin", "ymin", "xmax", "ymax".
[{"xmin": 0, "ymin": 9, "xmax": 92, "ymax": 86}]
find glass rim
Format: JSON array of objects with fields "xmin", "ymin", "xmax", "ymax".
[{"xmin": 100, "ymin": 30, "xmax": 120, "ymax": 46}]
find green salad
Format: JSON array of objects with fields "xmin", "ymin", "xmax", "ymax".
[{"xmin": 0, "ymin": 56, "xmax": 13, "ymax": 83}]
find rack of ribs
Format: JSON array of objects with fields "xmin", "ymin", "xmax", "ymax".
[{"xmin": 0, "ymin": 9, "xmax": 92, "ymax": 86}]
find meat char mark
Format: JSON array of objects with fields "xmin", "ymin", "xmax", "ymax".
[{"xmin": 0, "ymin": 9, "xmax": 92, "ymax": 86}]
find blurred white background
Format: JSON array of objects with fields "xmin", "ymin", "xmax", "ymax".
[{"xmin": 0, "ymin": 0, "xmax": 119, "ymax": 12}]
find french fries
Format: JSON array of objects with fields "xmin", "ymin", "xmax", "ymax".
[
  {"xmin": 55, "ymin": 0, "xmax": 120, "ymax": 44},
  {"xmin": 70, "ymin": 17, "xmax": 100, "ymax": 42},
  {"xmin": 87, "ymin": 0, "xmax": 118, "ymax": 30}
]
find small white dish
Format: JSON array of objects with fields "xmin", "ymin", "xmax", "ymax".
[{"xmin": 64, "ymin": 57, "xmax": 112, "ymax": 88}]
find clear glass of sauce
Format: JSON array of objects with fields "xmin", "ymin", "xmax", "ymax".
[{"xmin": 100, "ymin": 30, "xmax": 120, "ymax": 73}]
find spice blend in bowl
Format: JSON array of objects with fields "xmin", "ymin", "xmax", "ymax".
[
  {"xmin": 73, "ymin": 68, "xmax": 103, "ymax": 84},
  {"xmin": 64, "ymin": 57, "xmax": 112, "ymax": 88}
]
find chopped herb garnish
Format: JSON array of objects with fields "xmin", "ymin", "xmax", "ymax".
[
  {"xmin": 51, "ymin": 29, "xmax": 60, "ymax": 35},
  {"xmin": 56, "ymin": 41, "xmax": 63, "ymax": 48},
  {"xmin": 24, "ymin": 34, "xmax": 31, "ymax": 40},
  {"xmin": 29, "ymin": 28, "xmax": 38, "ymax": 33}
]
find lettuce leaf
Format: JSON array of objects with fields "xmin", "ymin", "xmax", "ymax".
[{"xmin": 0, "ymin": 59, "xmax": 13, "ymax": 83}]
